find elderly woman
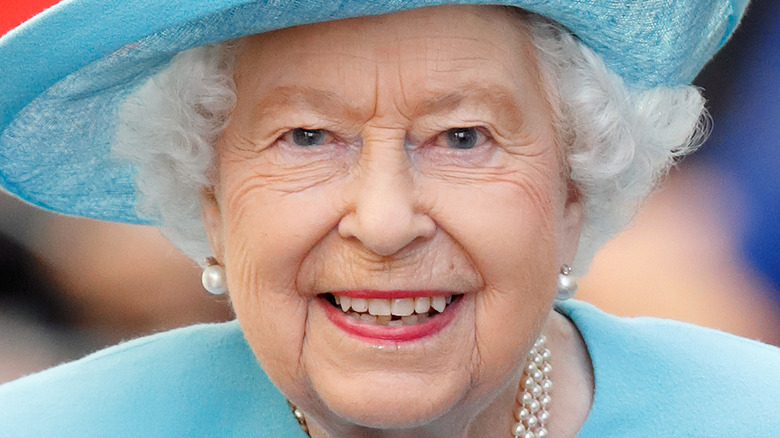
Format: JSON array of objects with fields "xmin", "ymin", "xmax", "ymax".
[{"xmin": 0, "ymin": 1, "xmax": 778, "ymax": 437}]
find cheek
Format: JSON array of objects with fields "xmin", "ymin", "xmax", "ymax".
[
  {"xmin": 429, "ymin": 163, "xmax": 562, "ymax": 283},
  {"xmin": 426, "ymin": 163, "xmax": 562, "ymax": 383},
  {"xmin": 216, "ymin": 167, "xmax": 348, "ymax": 394},
  {"xmin": 219, "ymin": 159, "xmax": 349, "ymax": 277}
]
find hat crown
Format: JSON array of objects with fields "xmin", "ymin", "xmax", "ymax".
[{"xmin": 0, "ymin": 0, "xmax": 748, "ymax": 222}]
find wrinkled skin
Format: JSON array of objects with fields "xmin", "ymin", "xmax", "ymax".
[{"xmin": 201, "ymin": 5, "xmax": 589, "ymax": 438}]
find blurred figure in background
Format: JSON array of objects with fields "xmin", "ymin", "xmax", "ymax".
[
  {"xmin": 579, "ymin": 0, "xmax": 780, "ymax": 345},
  {"xmin": 0, "ymin": 191, "xmax": 232, "ymax": 384},
  {"xmin": 0, "ymin": 228, "xmax": 77, "ymax": 383},
  {"xmin": 699, "ymin": 0, "xmax": 780, "ymax": 300}
]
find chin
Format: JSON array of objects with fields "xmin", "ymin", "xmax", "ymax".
[{"xmin": 309, "ymin": 371, "xmax": 469, "ymax": 429}]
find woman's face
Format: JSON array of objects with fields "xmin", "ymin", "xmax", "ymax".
[{"xmin": 202, "ymin": 5, "xmax": 582, "ymax": 432}]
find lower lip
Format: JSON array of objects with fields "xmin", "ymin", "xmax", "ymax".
[{"xmin": 320, "ymin": 296, "xmax": 462, "ymax": 343}]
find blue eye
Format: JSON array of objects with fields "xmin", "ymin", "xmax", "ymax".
[
  {"xmin": 443, "ymin": 127, "xmax": 483, "ymax": 150},
  {"xmin": 290, "ymin": 128, "xmax": 327, "ymax": 147}
]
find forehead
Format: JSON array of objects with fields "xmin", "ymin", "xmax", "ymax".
[{"xmin": 231, "ymin": 5, "xmax": 546, "ymax": 121}]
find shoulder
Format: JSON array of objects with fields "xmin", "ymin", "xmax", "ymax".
[
  {"xmin": 558, "ymin": 299, "xmax": 780, "ymax": 365},
  {"xmin": 0, "ymin": 321, "xmax": 305, "ymax": 437},
  {"xmin": 557, "ymin": 300, "xmax": 780, "ymax": 437}
]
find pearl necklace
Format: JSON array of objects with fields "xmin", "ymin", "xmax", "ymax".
[
  {"xmin": 288, "ymin": 335, "xmax": 551, "ymax": 438},
  {"xmin": 514, "ymin": 335, "xmax": 552, "ymax": 437}
]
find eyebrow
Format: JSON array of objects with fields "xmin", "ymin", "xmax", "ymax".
[
  {"xmin": 412, "ymin": 85, "xmax": 523, "ymax": 120},
  {"xmin": 253, "ymin": 85, "xmax": 363, "ymax": 121},
  {"xmin": 252, "ymin": 83, "xmax": 526, "ymax": 126}
]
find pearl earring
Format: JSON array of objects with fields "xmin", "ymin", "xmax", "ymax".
[
  {"xmin": 555, "ymin": 264, "xmax": 577, "ymax": 301},
  {"xmin": 201, "ymin": 257, "xmax": 228, "ymax": 295}
]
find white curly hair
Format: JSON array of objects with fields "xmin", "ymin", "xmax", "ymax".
[{"xmin": 113, "ymin": 12, "xmax": 708, "ymax": 274}]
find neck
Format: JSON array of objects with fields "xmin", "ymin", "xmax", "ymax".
[{"xmin": 305, "ymin": 310, "xmax": 593, "ymax": 438}]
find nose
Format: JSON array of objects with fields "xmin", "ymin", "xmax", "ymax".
[{"xmin": 338, "ymin": 133, "xmax": 435, "ymax": 256}]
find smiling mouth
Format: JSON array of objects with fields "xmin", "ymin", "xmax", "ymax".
[{"xmin": 322, "ymin": 293, "xmax": 461, "ymax": 326}]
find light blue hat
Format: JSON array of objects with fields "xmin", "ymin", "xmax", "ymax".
[{"xmin": 0, "ymin": 0, "xmax": 748, "ymax": 224}]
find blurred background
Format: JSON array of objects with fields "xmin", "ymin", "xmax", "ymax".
[{"xmin": 1, "ymin": 1, "xmax": 778, "ymax": 384}]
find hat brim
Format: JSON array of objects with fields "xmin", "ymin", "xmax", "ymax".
[{"xmin": 0, "ymin": 0, "xmax": 746, "ymax": 224}]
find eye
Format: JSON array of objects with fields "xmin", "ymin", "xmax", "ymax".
[
  {"xmin": 436, "ymin": 127, "xmax": 487, "ymax": 150},
  {"xmin": 284, "ymin": 128, "xmax": 329, "ymax": 147}
]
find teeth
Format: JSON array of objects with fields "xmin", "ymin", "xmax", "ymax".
[
  {"xmin": 431, "ymin": 296, "xmax": 446, "ymax": 313},
  {"xmin": 367, "ymin": 299, "xmax": 391, "ymax": 316},
  {"xmin": 340, "ymin": 296, "xmax": 351, "ymax": 312},
  {"xmin": 401, "ymin": 314, "xmax": 419, "ymax": 325},
  {"xmin": 375, "ymin": 315, "xmax": 392, "ymax": 325},
  {"xmin": 414, "ymin": 297, "xmax": 431, "ymax": 314},
  {"xmin": 331, "ymin": 294, "xmax": 457, "ymax": 324},
  {"xmin": 391, "ymin": 298, "xmax": 415, "ymax": 316},
  {"xmin": 351, "ymin": 297, "xmax": 368, "ymax": 313}
]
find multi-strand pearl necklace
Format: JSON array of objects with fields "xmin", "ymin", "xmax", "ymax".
[
  {"xmin": 513, "ymin": 335, "xmax": 552, "ymax": 438},
  {"xmin": 288, "ymin": 335, "xmax": 551, "ymax": 438}
]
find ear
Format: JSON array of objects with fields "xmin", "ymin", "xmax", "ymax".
[
  {"xmin": 200, "ymin": 184, "xmax": 226, "ymax": 262},
  {"xmin": 559, "ymin": 182, "xmax": 584, "ymax": 267}
]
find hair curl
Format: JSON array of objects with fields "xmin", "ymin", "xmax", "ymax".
[{"xmin": 113, "ymin": 14, "xmax": 708, "ymax": 273}]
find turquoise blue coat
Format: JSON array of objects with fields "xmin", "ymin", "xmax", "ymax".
[{"xmin": 1, "ymin": 300, "xmax": 778, "ymax": 437}]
